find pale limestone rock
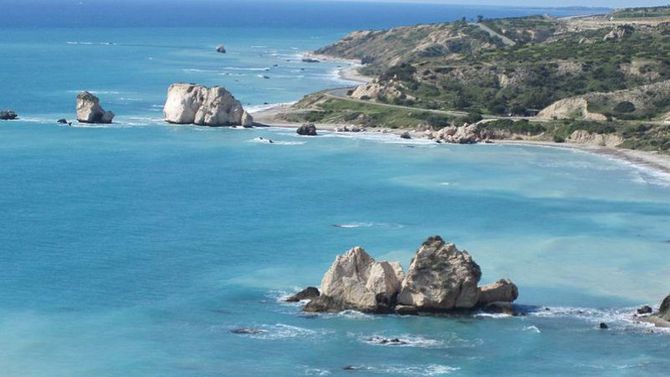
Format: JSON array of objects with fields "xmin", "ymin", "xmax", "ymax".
[
  {"xmin": 397, "ymin": 236, "xmax": 482, "ymax": 310},
  {"xmin": 537, "ymin": 97, "xmax": 607, "ymax": 121},
  {"xmin": 163, "ymin": 83, "xmax": 251, "ymax": 127},
  {"xmin": 76, "ymin": 91, "xmax": 114, "ymax": 124},
  {"xmin": 311, "ymin": 247, "xmax": 404, "ymax": 313},
  {"xmin": 477, "ymin": 279, "xmax": 519, "ymax": 306},
  {"xmin": 568, "ymin": 130, "xmax": 623, "ymax": 147}
]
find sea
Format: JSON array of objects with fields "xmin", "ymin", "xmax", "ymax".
[{"xmin": 1, "ymin": 1, "xmax": 670, "ymax": 376}]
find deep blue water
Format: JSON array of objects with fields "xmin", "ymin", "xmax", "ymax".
[{"xmin": 2, "ymin": 1, "xmax": 670, "ymax": 377}]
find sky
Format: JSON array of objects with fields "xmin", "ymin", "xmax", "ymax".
[
  {"xmin": 341, "ymin": 0, "xmax": 669, "ymax": 7},
  {"xmin": 0, "ymin": 0, "xmax": 668, "ymax": 10}
]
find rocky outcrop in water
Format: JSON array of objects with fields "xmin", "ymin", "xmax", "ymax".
[
  {"xmin": 0, "ymin": 110, "xmax": 18, "ymax": 120},
  {"xmin": 286, "ymin": 287, "xmax": 320, "ymax": 302},
  {"xmin": 297, "ymin": 123, "xmax": 317, "ymax": 136},
  {"xmin": 163, "ymin": 83, "xmax": 253, "ymax": 127},
  {"xmin": 303, "ymin": 247, "xmax": 404, "ymax": 313},
  {"xmin": 656, "ymin": 294, "xmax": 670, "ymax": 321},
  {"xmin": 76, "ymin": 92, "xmax": 115, "ymax": 124},
  {"xmin": 477, "ymin": 279, "xmax": 519, "ymax": 306},
  {"xmin": 397, "ymin": 236, "xmax": 482, "ymax": 311},
  {"xmin": 300, "ymin": 236, "xmax": 518, "ymax": 315},
  {"xmin": 216, "ymin": 44, "xmax": 227, "ymax": 53}
]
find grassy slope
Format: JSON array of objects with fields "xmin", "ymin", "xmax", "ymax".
[{"xmin": 300, "ymin": 7, "xmax": 670, "ymax": 153}]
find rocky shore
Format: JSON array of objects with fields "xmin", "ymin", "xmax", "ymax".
[
  {"xmin": 637, "ymin": 293, "xmax": 670, "ymax": 328},
  {"xmin": 290, "ymin": 236, "xmax": 519, "ymax": 316}
]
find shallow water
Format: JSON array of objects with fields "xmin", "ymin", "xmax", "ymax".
[{"xmin": 2, "ymin": 2, "xmax": 670, "ymax": 377}]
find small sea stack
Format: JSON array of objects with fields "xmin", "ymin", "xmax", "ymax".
[
  {"xmin": 299, "ymin": 236, "xmax": 519, "ymax": 315},
  {"xmin": 296, "ymin": 123, "xmax": 317, "ymax": 136},
  {"xmin": 0, "ymin": 110, "xmax": 18, "ymax": 120},
  {"xmin": 163, "ymin": 83, "xmax": 253, "ymax": 127},
  {"xmin": 76, "ymin": 91, "xmax": 114, "ymax": 124}
]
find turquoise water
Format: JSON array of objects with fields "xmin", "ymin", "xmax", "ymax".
[{"xmin": 2, "ymin": 2, "xmax": 670, "ymax": 377}]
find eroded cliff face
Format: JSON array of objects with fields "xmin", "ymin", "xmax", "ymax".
[{"xmin": 163, "ymin": 83, "xmax": 253, "ymax": 127}]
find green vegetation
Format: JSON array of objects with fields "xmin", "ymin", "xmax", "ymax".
[
  {"xmin": 613, "ymin": 6, "xmax": 670, "ymax": 19},
  {"xmin": 286, "ymin": 94, "xmax": 457, "ymax": 129},
  {"xmin": 482, "ymin": 16, "xmax": 557, "ymax": 44},
  {"xmin": 303, "ymin": 6, "xmax": 670, "ymax": 153}
]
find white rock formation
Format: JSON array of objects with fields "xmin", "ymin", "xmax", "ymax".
[
  {"xmin": 537, "ymin": 97, "xmax": 607, "ymax": 121},
  {"xmin": 434, "ymin": 124, "xmax": 480, "ymax": 144},
  {"xmin": 477, "ymin": 279, "xmax": 519, "ymax": 306},
  {"xmin": 567, "ymin": 130, "xmax": 623, "ymax": 147},
  {"xmin": 76, "ymin": 91, "xmax": 114, "ymax": 124},
  {"xmin": 303, "ymin": 236, "xmax": 519, "ymax": 314},
  {"xmin": 308, "ymin": 247, "xmax": 404, "ymax": 313},
  {"xmin": 163, "ymin": 83, "xmax": 253, "ymax": 127},
  {"xmin": 397, "ymin": 236, "xmax": 482, "ymax": 311}
]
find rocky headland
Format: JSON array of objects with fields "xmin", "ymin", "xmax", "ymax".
[
  {"xmin": 294, "ymin": 236, "xmax": 519, "ymax": 315},
  {"xmin": 163, "ymin": 83, "xmax": 253, "ymax": 127},
  {"xmin": 76, "ymin": 91, "xmax": 115, "ymax": 124}
]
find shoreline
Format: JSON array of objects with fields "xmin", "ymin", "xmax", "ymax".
[{"xmin": 249, "ymin": 54, "xmax": 670, "ymax": 179}]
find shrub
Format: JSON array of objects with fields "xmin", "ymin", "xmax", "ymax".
[{"xmin": 614, "ymin": 101, "xmax": 636, "ymax": 113}]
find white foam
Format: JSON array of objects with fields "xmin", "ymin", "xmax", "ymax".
[
  {"xmin": 353, "ymin": 364, "xmax": 459, "ymax": 376},
  {"xmin": 303, "ymin": 368, "xmax": 331, "ymax": 376},
  {"xmin": 529, "ymin": 305, "xmax": 670, "ymax": 332},
  {"xmin": 333, "ymin": 222, "xmax": 405, "ymax": 229},
  {"xmin": 523, "ymin": 325, "xmax": 542, "ymax": 334},
  {"xmin": 246, "ymin": 102, "xmax": 296, "ymax": 113},
  {"xmin": 473, "ymin": 312, "xmax": 513, "ymax": 319},
  {"xmin": 249, "ymin": 137, "xmax": 306, "ymax": 146},
  {"xmin": 234, "ymin": 323, "xmax": 326, "ymax": 340},
  {"xmin": 222, "ymin": 66, "xmax": 271, "ymax": 72}
]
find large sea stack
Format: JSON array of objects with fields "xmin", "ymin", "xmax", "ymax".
[
  {"xmin": 163, "ymin": 83, "xmax": 253, "ymax": 127},
  {"xmin": 300, "ymin": 236, "xmax": 519, "ymax": 315},
  {"xmin": 76, "ymin": 91, "xmax": 115, "ymax": 124}
]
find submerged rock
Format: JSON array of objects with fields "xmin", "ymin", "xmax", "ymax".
[
  {"xmin": 481, "ymin": 302, "xmax": 521, "ymax": 316},
  {"xmin": 297, "ymin": 123, "xmax": 317, "ymax": 136},
  {"xmin": 0, "ymin": 110, "xmax": 18, "ymax": 120},
  {"xmin": 397, "ymin": 236, "xmax": 482, "ymax": 311},
  {"xmin": 637, "ymin": 305, "xmax": 653, "ymax": 315},
  {"xmin": 163, "ymin": 83, "xmax": 253, "ymax": 127},
  {"xmin": 230, "ymin": 327, "xmax": 267, "ymax": 335},
  {"xmin": 286, "ymin": 287, "xmax": 320, "ymax": 302},
  {"xmin": 77, "ymin": 91, "xmax": 114, "ymax": 124}
]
